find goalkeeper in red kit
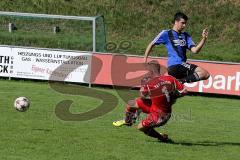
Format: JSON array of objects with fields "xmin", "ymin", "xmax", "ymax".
[{"xmin": 113, "ymin": 60, "xmax": 187, "ymax": 142}]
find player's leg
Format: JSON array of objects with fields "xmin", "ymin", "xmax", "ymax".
[
  {"xmin": 168, "ymin": 63, "xmax": 210, "ymax": 83},
  {"xmin": 194, "ymin": 66, "xmax": 210, "ymax": 80},
  {"xmin": 113, "ymin": 98, "xmax": 151, "ymax": 127},
  {"xmin": 124, "ymin": 99, "xmax": 139, "ymax": 125},
  {"xmin": 138, "ymin": 123, "xmax": 166, "ymax": 139},
  {"xmin": 138, "ymin": 111, "xmax": 172, "ymax": 142},
  {"xmin": 135, "ymin": 98, "xmax": 151, "ymax": 114},
  {"xmin": 113, "ymin": 99, "xmax": 138, "ymax": 127},
  {"xmin": 138, "ymin": 122, "xmax": 170, "ymax": 142},
  {"xmin": 181, "ymin": 64, "xmax": 210, "ymax": 83}
]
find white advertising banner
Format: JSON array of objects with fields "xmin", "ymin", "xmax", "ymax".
[
  {"xmin": 11, "ymin": 47, "xmax": 92, "ymax": 83},
  {"xmin": 0, "ymin": 46, "xmax": 13, "ymax": 77}
]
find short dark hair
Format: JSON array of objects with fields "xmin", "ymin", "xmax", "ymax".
[{"xmin": 173, "ymin": 12, "xmax": 188, "ymax": 23}]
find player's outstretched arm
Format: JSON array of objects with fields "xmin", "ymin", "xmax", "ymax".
[
  {"xmin": 191, "ymin": 28, "xmax": 208, "ymax": 54},
  {"xmin": 144, "ymin": 42, "xmax": 154, "ymax": 63}
]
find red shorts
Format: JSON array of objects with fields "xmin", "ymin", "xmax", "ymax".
[
  {"xmin": 141, "ymin": 110, "xmax": 171, "ymax": 128},
  {"xmin": 135, "ymin": 98, "xmax": 151, "ymax": 113},
  {"xmin": 135, "ymin": 97, "xmax": 171, "ymax": 128}
]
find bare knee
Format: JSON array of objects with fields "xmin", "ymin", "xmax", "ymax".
[
  {"xmin": 200, "ymin": 70, "xmax": 210, "ymax": 80},
  {"xmin": 202, "ymin": 70, "xmax": 210, "ymax": 80},
  {"xmin": 195, "ymin": 67, "xmax": 210, "ymax": 80}
]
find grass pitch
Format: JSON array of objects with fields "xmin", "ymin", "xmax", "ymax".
[{"xmin": 0, "ymin": 79, "xmax": 239, "ymax": 160}]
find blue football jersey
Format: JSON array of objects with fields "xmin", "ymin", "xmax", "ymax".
[{"xmin": 151, "ymin": 29, "xmax": 196, "ymax": 67}]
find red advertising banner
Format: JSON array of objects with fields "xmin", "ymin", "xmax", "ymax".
[
  {"xmin": 184, "ymin": 61, "xmax": 240, "ymax": 95},
  {"xmin": 91, "ymin": 53, "xmax": 240, "ymax": 96}
]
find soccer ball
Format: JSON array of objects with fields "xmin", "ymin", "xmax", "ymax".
[{"xmin": 14, "ymin": 97, "xmax": 30, "ymax": 112}]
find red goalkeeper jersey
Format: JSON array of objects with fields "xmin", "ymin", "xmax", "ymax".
[{"xmin": 140, "ymin": 75, "xmax": 185, "ymax": 113}]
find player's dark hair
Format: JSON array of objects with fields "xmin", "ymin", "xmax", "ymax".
[
  {"xmin": 147, "ymin": 60, "xmax": 160, "ymax": 74},
  {"xmin": 173, "ymin": 12, "xmax": 188, "ymax": 23}
]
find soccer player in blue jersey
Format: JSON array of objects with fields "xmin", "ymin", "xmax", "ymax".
[{"xmin": 144, "ymin": 12, "xmax": 210, "ymax": 84}]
